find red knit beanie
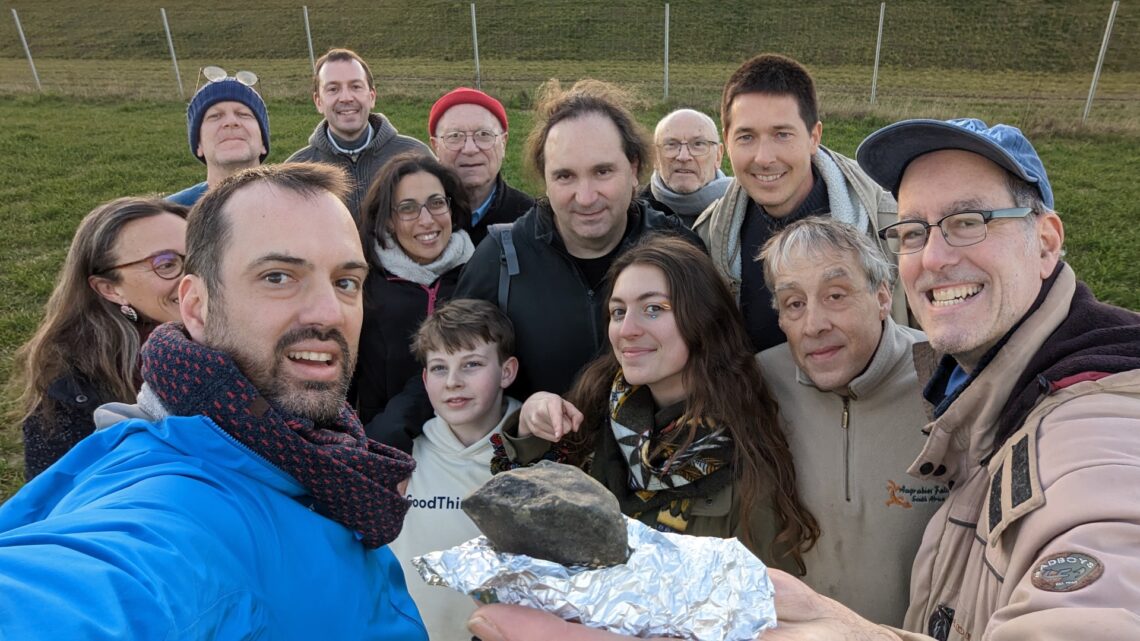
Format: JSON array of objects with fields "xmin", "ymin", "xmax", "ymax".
[{"xmin": 428, "ymin": 88, "xmax": 508, "ymax": 136}]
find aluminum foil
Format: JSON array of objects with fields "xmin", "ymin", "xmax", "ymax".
[{"xmin": 412, "ymin": 517, "xmax": 776, "ymax": 641}]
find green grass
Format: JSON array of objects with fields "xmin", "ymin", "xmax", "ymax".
[
  {"xmin": 2, "ymin": 0, "xmax": 1138, "ymax": 130},
  {"xmin": 1, "ymin": 0, "xmax": 1139, "ymax": 499},
  {"xmin": 2, "ymin": 0, "xmax": 1136, "ymax": 72},
  {"xmin": 1, "ymin": 93, "xmax": 1137, "ymax": 500}
]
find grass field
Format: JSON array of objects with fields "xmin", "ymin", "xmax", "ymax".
[
  {"xmin": 0, "ymin": 92, "xmax": 1137, "ymax": 499},
  {"xmin": 2, "ymin": 0, "xmax": 1138, "ymax": 129},
  {"xmin": 1, "ymin": 0, "xmax": 1138, "ymax": 498}
]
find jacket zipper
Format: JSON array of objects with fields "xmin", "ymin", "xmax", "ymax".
[{"xmin": 842, "ymin": 397, "xmax": 851, "ymax": 502}]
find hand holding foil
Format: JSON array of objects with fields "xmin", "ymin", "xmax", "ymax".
[{"xmin": 413, "ymin": 518, "xmax": 776, "ymax": 641}]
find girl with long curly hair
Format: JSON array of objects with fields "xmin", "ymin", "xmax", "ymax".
[{"xmin": 497, "ymin": 234, "xmax": 819, "ymax": 573}]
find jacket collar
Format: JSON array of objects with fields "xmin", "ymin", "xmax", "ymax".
[
  {"xmin": 908, "ymin": 264, "xmax": 1076, "ymax": 482},
  {"xmin": 794, "ymin": 317, "xmax": 922, "ymax": 399},
  {"xmin": 308, "ymin": 113, "xmax": 397, "ymax": 156},
  {"xmin": 529, "ymin": 198, "xmax": 646, "ymax": 255}
]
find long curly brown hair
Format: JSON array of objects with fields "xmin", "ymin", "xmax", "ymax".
[{"xmin": 562, "ymin": 234, "xmax": 819, "ymax": 572}]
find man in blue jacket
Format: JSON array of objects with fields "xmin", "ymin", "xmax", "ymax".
[{"xmin": 0, "ymin": 162, "xmax": 426, "ymax": 640}]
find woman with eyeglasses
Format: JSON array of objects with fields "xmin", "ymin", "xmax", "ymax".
[
  {"xmin": 355, "ymin": 153, "xmax": 474, "ymax": 428},
  {"xmin": 11, "ymin": 197, "xmax": 189, "ymax": 479},
  {"xmin": 495, "ymin": 234, "xmax": 819, "ymax": 574}
]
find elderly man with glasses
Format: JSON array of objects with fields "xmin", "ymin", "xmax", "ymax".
[
  {"xmin": 167, "ymin": 66, "xmax": 270, "ymax": 206},
  {"xmin": 750, "ymin": 117, "xmax": 1140, "ymax": 640},
  {"xmin": 641, "ymin": 108, "xmax": 731, "ymax": 228},
  {"xmin": 457, "ymin": 117, "xmax": 1140, "ymax": 641},
  {"xmin": 428, "ymin": 87, "xmax": 534, "ymax": 245}
]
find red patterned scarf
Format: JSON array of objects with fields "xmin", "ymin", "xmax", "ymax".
[{"xmin": 141, "ymin": 323, "xmax": 415, "ymax": 548}]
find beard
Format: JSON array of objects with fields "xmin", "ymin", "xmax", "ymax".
[{"xmin": 205, "ymin": 310, "xmax": 355, "ymax": 424}]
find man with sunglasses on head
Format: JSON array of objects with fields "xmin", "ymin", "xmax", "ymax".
[
  {"xmin": 641, "ymin": 108, "xmax": 730, "ymax": 228},
  {"xmin": 288, "ymin": 48, "xmax": 431, "ymax": 220},
  {"xmin": 168, "ymin": 66, "xmax": 270, "ymax": 207},
  {"xmin": 428, "ymin": 88, "xmax": 533, "ymax": 245},
  {"xmin": 461, "ymin": 118, "xmax": 1140, "ymax": 641}
]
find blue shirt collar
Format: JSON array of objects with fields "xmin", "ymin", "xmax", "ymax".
[{"xmin": 471, "ymin": 183, "xmax": 498, "ymax": 227}]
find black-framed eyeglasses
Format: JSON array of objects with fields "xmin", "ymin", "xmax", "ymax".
[
  {"xmin": 658, "ymin": 139, "xmax": 717, "ymax": 158},
  {"xmin": 394, "ymin": 196, "xmax": 451, "ymax": 221},
  {"xmin": 101, "ymin": 251, "xmax": 186, "ymax": 280},
  {"xmin": 878, "ymin": 208, "xmax": 1034, "ymax": 255},
  {"xmin": 195, "ymin": 65, "xmax": 259, "ymax": 93},
  {"xmin": 433, "ymin": 130, "xmax": 501, "ymax": 151}
]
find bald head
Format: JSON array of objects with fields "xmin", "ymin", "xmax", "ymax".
[{"xmin": 653, "ymin": 109, "xmax": 723, "ymax": 194}]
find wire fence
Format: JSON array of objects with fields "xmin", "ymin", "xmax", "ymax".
[{"xmin": 1, "ymin": 1, "xmax": 1136, "ymax": 126}]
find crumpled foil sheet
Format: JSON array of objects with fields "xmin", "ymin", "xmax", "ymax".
[{"xmin": 412, "ymin": 517, "xmax": 775, "ymax": 641}]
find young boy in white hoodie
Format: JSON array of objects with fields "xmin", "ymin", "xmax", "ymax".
[{"xmin": 389, "ymin": 299, "xmax": 520, "ymax": 641}]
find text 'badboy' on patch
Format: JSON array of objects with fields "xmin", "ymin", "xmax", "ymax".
[{"xmin": 1031, "ymin": 552, "xmax": 1103, "ymax": 592}]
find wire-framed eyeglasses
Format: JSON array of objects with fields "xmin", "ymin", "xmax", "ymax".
[
  {"xmin": 878, "ymin": 208, "xmax": 1034, "ymax": 255},
  {"xmin": 394, "ymin": 196, "xmax": 451, "ymax": 221},
  {"xmin": 658, "ymin": 139, "xmax": 717, "ymax": 158},
  {"xmin": 100, "ymin": 251, "xmax": 186, "ymax": 280},
  {"xmin": 433, "ymin": 130, "xmax": 502, "ymax": 151}
]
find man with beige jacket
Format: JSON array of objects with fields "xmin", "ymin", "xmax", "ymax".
[
  {"xmin": 761, "ymin": 120, "xmax": 1140, "ymax": 640},
  {"xmin": 459, "ymin": 120, "xmax": 1140, "ymax": 641}
]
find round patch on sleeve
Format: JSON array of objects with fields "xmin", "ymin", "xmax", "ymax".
[{"xmin": 1031, "ymin": 552, "xmax": 1103, "ymax": 592}]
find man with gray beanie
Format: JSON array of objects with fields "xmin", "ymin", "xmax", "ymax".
[{"xmin": 168, "ymin": 67, "xmax": 270, "ymax": 206}]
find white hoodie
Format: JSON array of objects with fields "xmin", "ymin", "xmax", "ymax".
[{"xmin": 389, "ymin": 397, "xmax": 521, "ymax": 641}]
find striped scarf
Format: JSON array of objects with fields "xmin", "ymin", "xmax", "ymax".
[{"xmin": 140, "ymin": 323, "xmax": 416, "ymax": 548}]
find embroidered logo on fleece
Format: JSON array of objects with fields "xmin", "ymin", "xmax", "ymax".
[
  {"xmin": 886, "ymin": 480, "xmax": 949, "ymax": 508},
  {"xmin": 1031, "ymin": 552, "xmax": 1103, "ymax": 592}
]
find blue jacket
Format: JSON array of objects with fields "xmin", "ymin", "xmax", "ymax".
[
  {"xmin": 0, "ymin": 414, "xmax": 427, "ymax": 640},
  {"xmin": 166, "ymin": 180, "xmax": 208, "ymax": 206}
]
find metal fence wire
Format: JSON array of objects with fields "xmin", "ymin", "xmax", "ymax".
[{"xmin": 1, "ymin": 1, "xmax": 1135, "ymax": 124}]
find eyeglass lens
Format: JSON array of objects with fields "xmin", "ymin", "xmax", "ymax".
[
  {"xmin": 662, "ymin": 140, "xmax": 713, "ymax": 157},
  {"xmin": 885, "ymin": 213, "xmax": 988, "ymax": 253},
  {"xmin": 200, "ymin": 65, "xmax": 259, "ymax": 88},
  {"xmin": 440, "ymin": 131, "xmax": 498, "ymax": 151},
  {"xmin": 396, "ymin": 198, "xmax": 450, "ymax": 219},
  {"xmin": 151, "ymin": 253, "xmax": 184, "ymax": 279}
]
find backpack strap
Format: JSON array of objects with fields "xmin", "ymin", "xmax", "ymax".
[{"xmin": 489, "ymin": 223, "xmax": 519, "ymax": 309}]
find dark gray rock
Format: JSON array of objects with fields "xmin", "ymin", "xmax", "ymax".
[{"xmin": 463, "ymin": 460, "xmax": 631, "ymax": 567}]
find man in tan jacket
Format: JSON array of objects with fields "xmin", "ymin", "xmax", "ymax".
[
  {"xmin": 758, "ymin": 120, "xmax": 1140, "ymax": 640},
  {"xmin": 459, "ymin": 120, "xmax": 1140, "ymax": 641}
]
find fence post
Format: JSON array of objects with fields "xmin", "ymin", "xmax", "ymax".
[
  {"xmin": 160, "ymin": 8, "xmax": 184, "ymax": 99},
  {"xmin": 303, "ymin": 6, "xmax": 316, "ymax": 73},
  {"xmin": 11, "ymin": 9, "xmax": 41, "ymax": 92},
  {"xmin": 1083, "ymin": 0, "xmax": 1120, "ymax": 124},
  {"xmin": 663, "ymin": 3, "xmax": 670, "ymax": 100},
  {"xmin": 871, "ymin": 2, "xmax": 885, "ymax": 105},
  {"xmin": 470, "ymin": 3, "xmax": 482, "ymax": 89}
]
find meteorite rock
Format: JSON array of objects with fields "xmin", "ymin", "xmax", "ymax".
[{"xmin": 463, "ymin": 460, "xmax": 631, "ymax": 567}]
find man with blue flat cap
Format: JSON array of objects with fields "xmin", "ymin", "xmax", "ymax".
[
  {"xmin": 168, "ymin": 67, "xmax": 271, "ymax": 206},
  {"xmin": 457, "ymin": 119, "xmax": 1140, "ymax": 641}
]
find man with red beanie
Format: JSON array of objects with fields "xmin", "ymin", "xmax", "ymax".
[{"xmin": 429, "ymin": 87, "xmax": 533, "ymax": 245}]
